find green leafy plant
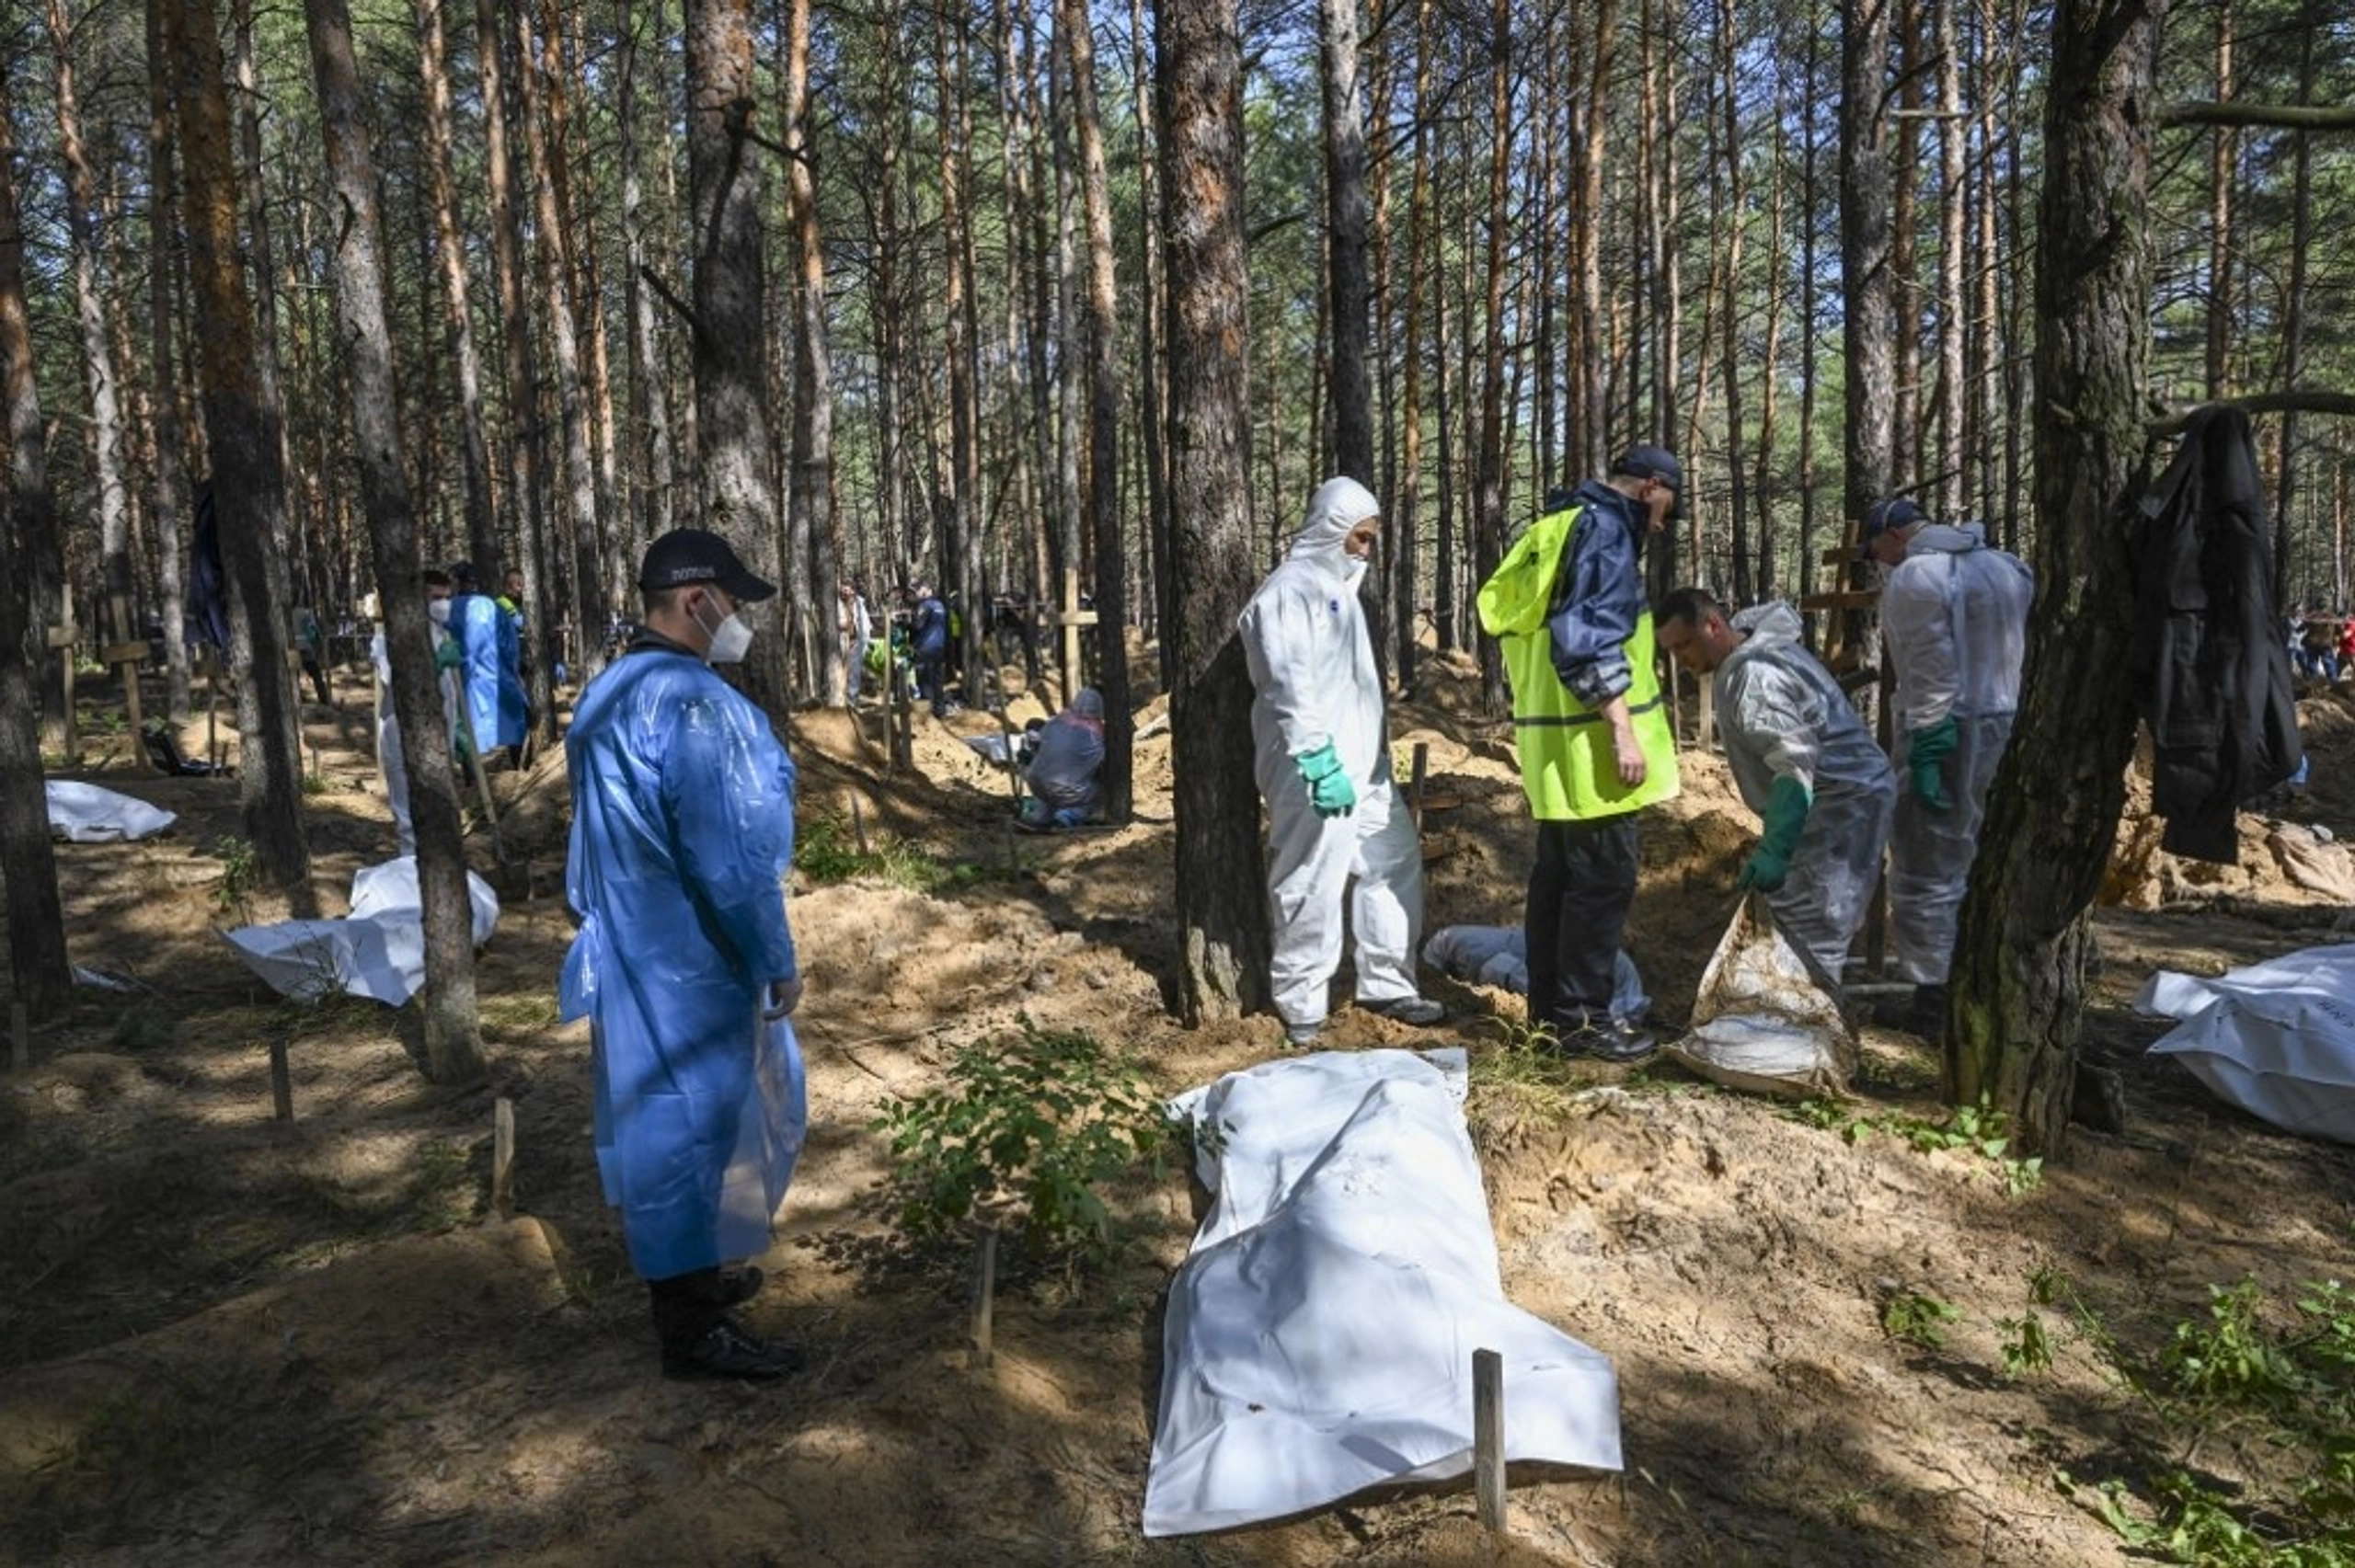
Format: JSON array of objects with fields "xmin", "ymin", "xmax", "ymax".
[
  {"xmin": 797, "ymin": 815, "xmax": 1011, "ymax": 894},
  {"xmin": 872, "ymin": 1017, "xmax": 1175, "ymax": 1268},
  {"xmin": 2051, "ymin": 1273, "xmax": 2355, "ymax": 1564},
  {"xmin": 1788, "ymin": 1096, "xmax": 2042, "ymax": 1193},
  {"xmin": 1881, "ymin": 1288, "xmax": 1964, "ymax": 1350},
  {"xmin": 205, "ymin": 835, "xmax": 260, "ymax": 912}
]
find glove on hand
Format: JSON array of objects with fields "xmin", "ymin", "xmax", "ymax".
[
  {"xmin": 1293, "ymin": 741, "xmax": 1357, "ymax": 818},
  {"xmin": 433, "ymin": 635, "xmax": 464, "ymax": 671},
  {"xmin": 1739, "ymin": 774, "xmax": 1812, "ymax": 892},
  {"xmin": 1908, "ymin": 716, "xmax": 1959, "ymax": 813}
]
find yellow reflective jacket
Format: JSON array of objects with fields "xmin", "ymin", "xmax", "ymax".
[{"xmin": 1476, "ymin": 503, "xmax": 1680, "ymax": 821}]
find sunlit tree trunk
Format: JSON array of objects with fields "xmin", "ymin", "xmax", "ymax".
[
  {"xmin": 1061, "ymin": 0, "xmax": 1131, "ymax": 818},
  {"xmin": 1947, "ymin": 0, "xmax": 2160, "ymax": 1157},
  {"xmin": 2204, "ymin": 0, "xmax": 2234, "ymax": 400},
  {"xmin": 1162, "ymin": 0, "xmax": 1269, "ymax": 1023},
  {"xmin": 785, "ymin": 0, "xmax": 839, "ymax": 703},
  {"xmin": 620, "ymin": 0, "xmax": 675, "ymax": 568},
  {"xmin": 1395, "ymin": 0, "xmax": 1434, "ymax": 681},
  {"xmin": 1472, "ymin": 0, "xmax": 1511, "ymax": 711},
  {"xmin": 164, "ymin": 0, "xmax": 309, "ymax": 887},
  {"xmin": 304, "ymin": 0, "xmax": 485, "ymax": 1084},
  {"xmin": 685, "ymin": 0, "xmax": 786, "ymax": 713},
  {"xmin": 410, "ymin": 0, "xmax": 499, "ymax": 589},
  {"xmin": 2271, "ymin": 17, "xmax": 2315, "ymax": 606},
  {"xmin": 46, "ymin": 0, "xmax": 134, "ymax": 666},
  {"xmin": 144, "ymin": 1, "xmax": 195, "ymax": 723},
  {"xmin": 1841, "ymin": 0, "xmax": 1897, "ymax": 664}
]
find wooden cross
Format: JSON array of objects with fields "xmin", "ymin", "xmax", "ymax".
[
  {"xmin": 1044, "ymin": 567, "xmax": 1099, "ymax": 709},
  {"xmin": 45, "ymin": 618, "xmax": 80, "ymax": 765}
]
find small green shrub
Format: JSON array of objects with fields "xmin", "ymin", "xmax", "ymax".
[
  {"xmin": 1881, "ymin": 1289, "xmax": 1963, "ymax": 1350},
  {"xmin": 797, "ymin": 815, "xmax": 1009, "ymax": 894},
  {"xmin": 872, "ymin": 1017, "xmax": 1175, "ymax": 1268},
  {"xmin": 205, "ymin": 836, "xmax": 260, "ymax": 911},
  {"xmin": 1788, "ymin": 1095, "xmax": 2042, "ymax": 1194}
]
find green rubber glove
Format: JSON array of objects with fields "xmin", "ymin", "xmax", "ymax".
[
  {"xmin": 1739, "ymin": 774, "xmax": 1812, "ymax": 891},
  {"xmin": 1293, "ymin": 741, "xmax": 1357, "ymax": 818},
  {"xmin": 433, "ymin": 634, "xmax": 464, "ymax": 672},
  {"xmin": 1908, "ymin": 715, "xmax": 1958, "ymax": 813}
]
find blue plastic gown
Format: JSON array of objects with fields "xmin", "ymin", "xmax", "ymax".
[
  {"xmin": 558, "ymin": 648, "xmax": 807, "ymax": 1280},
  {"xmin": 453, "ymin": 591, "xmax": 528, "ymax": 751}
]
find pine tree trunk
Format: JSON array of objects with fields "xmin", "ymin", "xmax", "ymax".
[
  {"xmin": 411, "ymin": 0, "xmax": 499, "ymax": 594},
  {"xmin": 786, "ymin": 0, "xmax": 839, "ymax": 704},
  {"xmin": 1161, "ymin": 0, "xmax": 1269, "ymax": 1024},
  {"xmin": 0, "ymin": 61, "xmax": 73, "ymax": 1020},
  {"xmin": 518, "ymin": 1, "xmax": 592, "ymax": 737},
  {"xmin": 620, "ymin": 0, "xmax": 675, "ymax": 566},
  {"xmin": 1841, "ymin": 0, "xmax": 1897, "ymax": 668},
  {"xmin": 304, "ymin": 0, "xmax": 485, "ymax": 1085},
  {"xmin": 2204, "ymin": 0, "xmax": 2234, "ymax": 399},
  {"xmin": 164, "ymin": 0, "xmax": 311, "ymax": 888},
  {"xmin": 1933, "ymin": 0, "xmax": 1968, "ymax": 521},
  {"xmin": 1396, "ymin": 0, "xmax": 1434, "ymax": 682},
  {"xmin": 1946, "ymin": 0, "xmax": 2159, "ymax": 1158},
  {"xmin": 1061, "ymin": 0, "xmax": 1132, "ymax": 819},
  {"xmin": 46, "ymin": 0, "xmax": 135, "ymax": 666},
  {"xmin": 684, "ymin": 0, "xmax": 786, "ymax": 711},
  {"xmin": 144, "ymin": 0, "xmax": 194, "ymax": 724},
  {"xmin": 1472, "ymin": 0, "xmax": 1511, "ymax": 713},
  {"xmin": 1321, "ymin": 0, "xmax": 1373, "ymax": 487}
]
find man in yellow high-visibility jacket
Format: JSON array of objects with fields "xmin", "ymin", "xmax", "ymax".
[{"xmin": 1477, "ymin": 447, "xmax": 1683, "ymax": 1060}]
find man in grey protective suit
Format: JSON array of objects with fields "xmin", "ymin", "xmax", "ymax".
[
  {"xmin": 1656, "ymin": 589, "xmax": 1897, "ymax": 986},
  {"xmin": 1238, "ymin": 476, "xmax": 1447, "ymax": 1046},
  {"xmin": 1858, "ymin": 497, "xmax": 2034, "ymax": 1031}
]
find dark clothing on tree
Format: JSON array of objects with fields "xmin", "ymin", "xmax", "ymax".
[{"xmin": 2131, "ymin": 404, "xmax": 2303, "ymax": 864}]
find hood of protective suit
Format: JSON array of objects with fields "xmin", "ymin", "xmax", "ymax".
[
  {"xmin": 1911, "ymin": 521, "xmax": 1988, "ymax": 555},
  {"xmin": 1073, "ymin": 687, "xmax": 1106, "ymax": 722},
  {"xmin": 1729, "ymin": 601, "xmax": 1805, "ymax": 650},
  {"xmin": 1289, "ymin": 476, "xmax": 1379, "ymax": 586}
]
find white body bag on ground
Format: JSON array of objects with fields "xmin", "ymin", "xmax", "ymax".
[
  {"xmin": 2138, "ymin": 944, "xmax": 2355, "ymax": 1143},
  {"xmin": 224, "ymin": 857, "xmax": 500, "ymax": 1006},
  {"xmin": 1143, "ymin": 1047, "xmax": 1621, "ymax": 1537},
  {"xmin": 46, "ymin": 781, "xmax": 176, "ymax": 843}
]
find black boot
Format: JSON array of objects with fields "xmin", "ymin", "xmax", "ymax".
[{"xmin": 649, "ymin": 1269, "xmax": 798, "ymax": 1381}]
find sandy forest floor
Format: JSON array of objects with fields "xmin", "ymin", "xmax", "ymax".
[{"xmin": 6, "ymin": 647, "xmax": 2355, "ymax": 1566}]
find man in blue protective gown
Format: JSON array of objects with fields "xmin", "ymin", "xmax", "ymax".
[
  {"xmin": 560, "ymin": 528, "xmax": 810, "ymax": 1380},
  {"xmin": 449, "ymin": 561, "xmax": 529, "ymax": 768}
]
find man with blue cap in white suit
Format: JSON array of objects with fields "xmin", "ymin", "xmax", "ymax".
[
  {"xmin": 1239, "ymin": 476, "xmax": 1446, "ymax": 1046},
  {"xmin": 561, "ymin": 527, "xmax": 809, "ymax": 1380}
]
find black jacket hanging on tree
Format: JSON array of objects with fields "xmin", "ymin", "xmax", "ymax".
[{"xmin": 2130, "ymin": 404, "xmax": 2303, "ymax": 864}]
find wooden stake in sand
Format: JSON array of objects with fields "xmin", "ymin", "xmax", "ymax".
[
  {"xmin": 1474, "ymin": 1347, "xmax": 1507, "ymax": 1533},
  {"xmin": 850, "ymin": 795, "xmax": 871, "ymax": 856},
  {"xmin": 971, "ymin": 1221, "xmax": 1000, "ymax": 1368},
  {"xmin": 268, "ymin": 1036, "xmax": 294, "ymax": 1121},
  {"xmin": 492, "ymin": 1096, "xmax": 516, "ymax": 1219},
  {"xmin": 1408, "ymin": 741, "xmax": 1430, "ymax": 829}
]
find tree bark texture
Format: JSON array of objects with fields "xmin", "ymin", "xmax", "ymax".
[
  {"xmin": 304, "ymin": 0, "xmax": 486, "ymax": 1085},
  {"xmin": 164, "ymin": 0, "xmax": 311, "ymax": 887},
  {"xmin": 0, "ymin": 63, "xmax": 73, "ymax": 1019},
  {"xmin": 1946, "ymin": 0, "xmax": 2161, "ymax": 1157},
  {"xmin": 1160, "ymin": 0, "xmax": 1269, "ymax": 1024},
  {"xmin": 685, "ymin": 0, "xmax": 787, "ymax": 713},
  {"xmin": 1320, "ymin": 0, "xmax": 1372, "ymax": 487}
]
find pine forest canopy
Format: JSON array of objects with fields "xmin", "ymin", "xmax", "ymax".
[{"xmin": 0, "ymin": 0, "xmax": 2349, "ymax": 690}]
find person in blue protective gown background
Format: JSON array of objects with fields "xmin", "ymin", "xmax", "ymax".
[
  {"xmin": 449, "ymin": 561, "xmax": 529, "ymax": 767},
  {"xmin": 559, "ymin": 527, "xmax": 810, "ymax": 1381}
]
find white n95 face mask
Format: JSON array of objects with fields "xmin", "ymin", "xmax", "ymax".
[
  {"xmin": 428, "ymin": 599, "xmax": 453, "ymax": 626},
  {"xmin": 706, "ymin": 612, "xmax": 754, "ymax": 664}
]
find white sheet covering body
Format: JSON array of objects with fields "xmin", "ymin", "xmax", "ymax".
[
  {"xmin": 1143, "ymin": 1047, "xmax": 1621, "ymax": 1537},
  {"xmin": 46, "ymin": 781, "xmax": 177, "ymax": 842},
  {"xmin": 2138, "ymin": 944, "xmax": 2355, "ymax": 1142},
  {"xmin": 224, "ymin": 856, "xmax": 499, "ymax": 1005}
]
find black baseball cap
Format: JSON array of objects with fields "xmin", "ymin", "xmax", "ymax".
[
  {"xmin": 1614, "ymin": 445, "xmax": 1684, "ymax": 520},
  {"xmin": 1855, "ymin": 497, "xmax": 1926, "ymax": 560},
  {"xmin": 638, "ymin": 528, "xmax": 777, "ymax": 601}
]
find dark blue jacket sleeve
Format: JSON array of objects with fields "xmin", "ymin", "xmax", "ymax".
[{"xmin": 1545, "ymin": 516, "xmax": 1639, "ymax": 708}]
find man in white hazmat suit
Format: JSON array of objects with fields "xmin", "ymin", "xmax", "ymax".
[
  {"xmin": 1238, "ymin": 476, "xmax": 1447, "ymax": 1046},
  {"xmin": 1656, "ymin": 589, "xmax": 1897, "ymax": 984},
  {"xmin": 1858, "ymin": 497, "xmax": 2034, "ymax": 1027}
]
